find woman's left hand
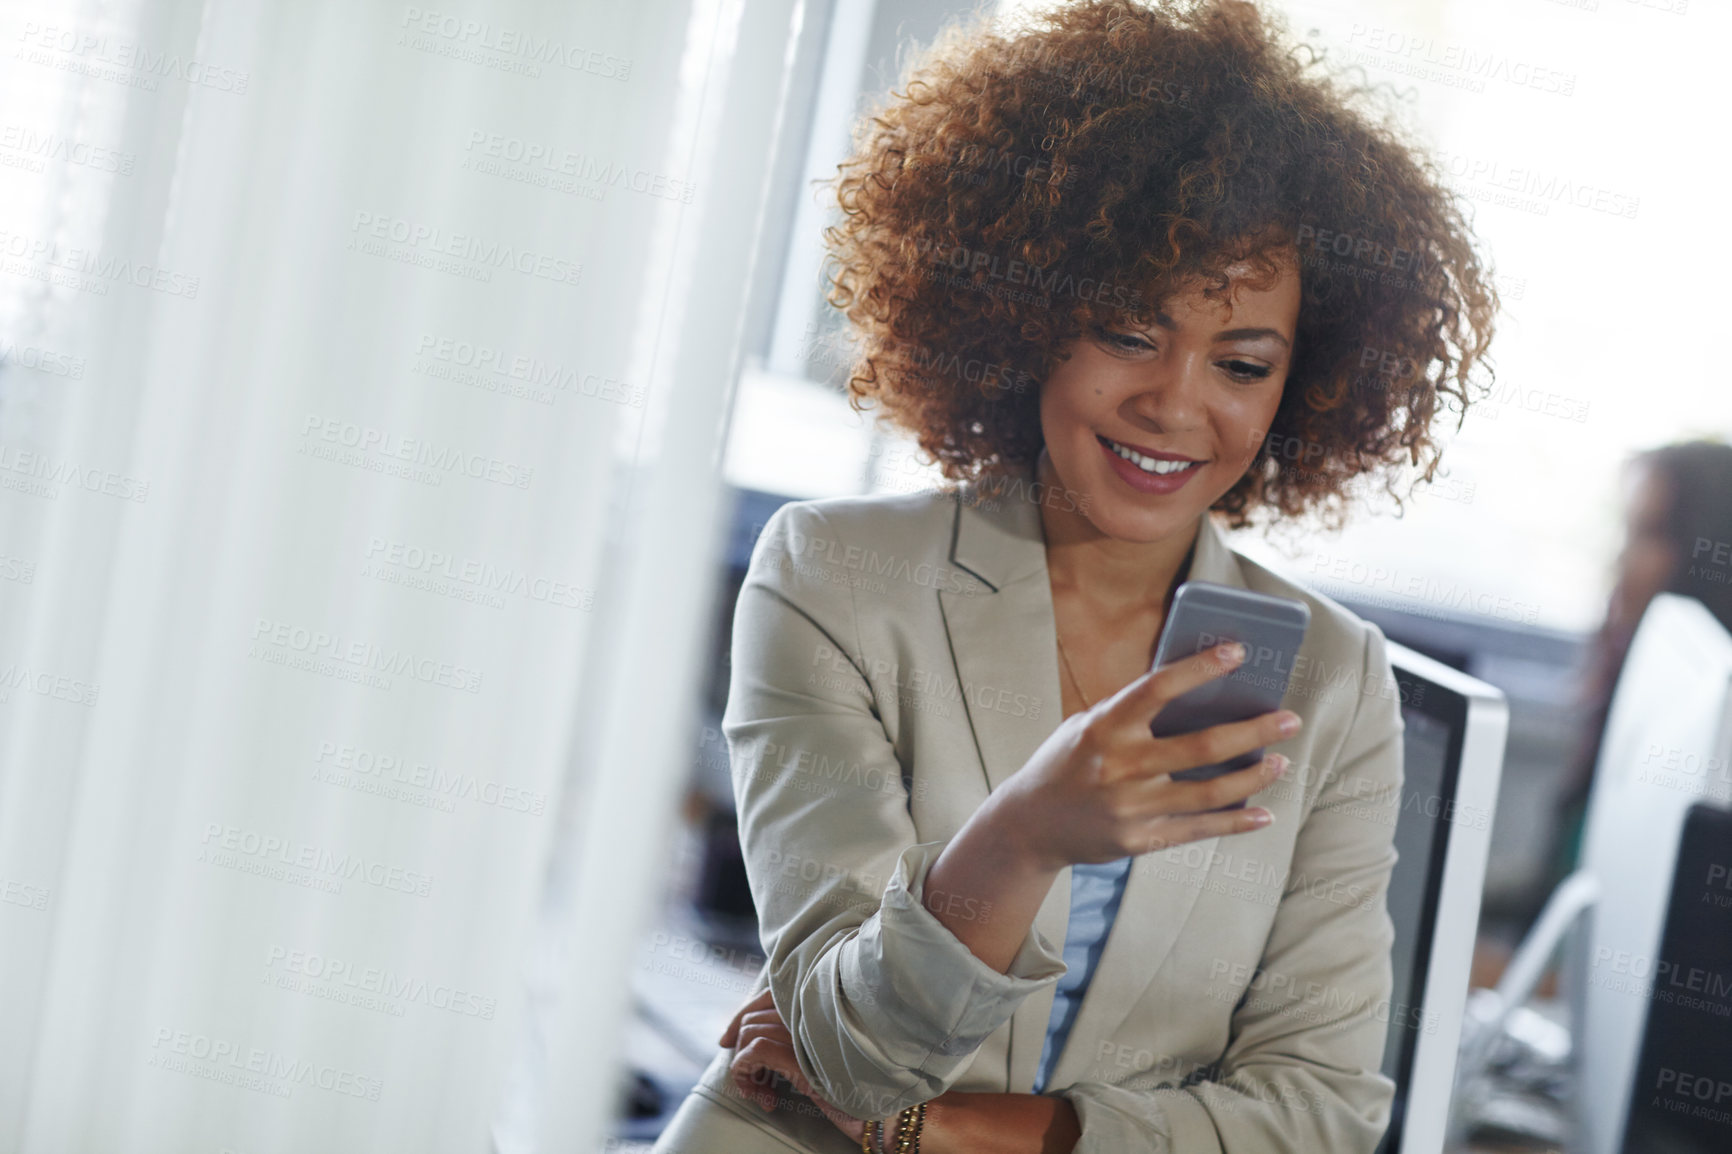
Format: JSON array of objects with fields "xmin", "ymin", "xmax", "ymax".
[{"xmin": 721, "ymin": 988, "xmax": 871, "ymax": 1145}]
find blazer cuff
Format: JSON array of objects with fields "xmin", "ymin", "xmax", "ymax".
[
  {"xmin": 1061, "ymin": 1080, "xmax": 1225, "ymax": 1154},
  {"xmin": 844, "ymin": 840, "xmax": 1066, "ymax": 1063}
]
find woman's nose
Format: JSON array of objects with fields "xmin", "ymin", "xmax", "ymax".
[{"xmin": 1128, "ymin": 353, "xmax": 1209, "ymax": 429}]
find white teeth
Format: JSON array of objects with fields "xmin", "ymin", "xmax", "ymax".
[{"xmin": 1105, "ymin": 437, "xmax": 1196, "ymax": 475}]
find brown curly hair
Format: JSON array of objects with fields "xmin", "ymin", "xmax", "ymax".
[{"xmin": 820, "ymin": 0, "xmax": 1499, "ymax": 529}]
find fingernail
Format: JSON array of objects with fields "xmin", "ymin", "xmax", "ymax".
[
  {"xmin": 1218, "ymin": 642, "xmax": 1246, "ymax": 663},
  {"xmin": 1266, "ymin": 753, "xmax": 1289, "ymax": 776},
  {"xmin": 1277, "ymin": 711, "xmax": 1301, "ymax": 735},
  {"xmin": 1249, "ymin": 809, "xmax": 1274, "ymax": 826}
]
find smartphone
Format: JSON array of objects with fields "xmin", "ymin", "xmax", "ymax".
[{"xmin": 1147, "ymin": 581, "xmax": 1311, "ymax": 806}]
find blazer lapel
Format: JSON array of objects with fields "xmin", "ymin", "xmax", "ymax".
[
  {"xmin": 937, "ymin": 472, "xmax": 1061, "ymax": 796},
  {"xmin": 936, "ymin": 470, "xmax": 1074, "ymax": 1090},
  {"xmin": 1042, "ymin": 511, "xmax": 1250, "ymax": 1089}
]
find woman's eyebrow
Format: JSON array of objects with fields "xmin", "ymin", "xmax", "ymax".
[
  {"xmin": 1214, "ymin": 326, "xmax": 1290, "ymax": 346},
  {"xmin": 1135, "ymin": 313, "xmax": 1291, "ymax": 347}
]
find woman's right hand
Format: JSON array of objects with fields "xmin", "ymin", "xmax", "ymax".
[{"xmin": 991, "ymin": 641, "xmax": 1298, "ymax": 871}]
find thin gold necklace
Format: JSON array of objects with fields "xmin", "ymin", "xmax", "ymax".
[
  {"xmin": 1055, "ymin": 627, "xmax": 1093, "ymax": 710},
  {"xmin": 1053, "ymin": 540, "xmax": 1192, "ymax": 713}
]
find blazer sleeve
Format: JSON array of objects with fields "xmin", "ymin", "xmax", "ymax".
[
  {"xmin": 1057, "ymin": 620, "xmax": 1406, "ymax": 1154},
  {"xmin": 724, "ymin": 501, "xmax": 1066, "ymax": 1119}
]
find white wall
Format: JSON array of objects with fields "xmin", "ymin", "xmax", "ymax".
[{"xmin": 0, "ymin": 1, "xmax": 799, "ymax": 1151}]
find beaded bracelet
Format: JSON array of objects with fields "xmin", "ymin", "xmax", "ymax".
[
  {"xmin": 861, "ymin": 1101, "xmax": 928, "ymax": 1154},
  {"xmin": 892, "ymin": 1101, "xmax": 927, "ymax": 1153}
]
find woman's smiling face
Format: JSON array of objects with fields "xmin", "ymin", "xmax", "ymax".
[{"xmin": 1038, "ymin": 253, "xmax": 1302, "ymax": 545}]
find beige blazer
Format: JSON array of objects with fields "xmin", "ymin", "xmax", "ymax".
[{"xmin": 654, "ymin": 464, "xmax": 1406, "ymax": 1154}]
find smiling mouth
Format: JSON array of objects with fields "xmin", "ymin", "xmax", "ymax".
[{"xmin": 1097, "ymin": 434, "xmax": 1205, "ymax": 476}]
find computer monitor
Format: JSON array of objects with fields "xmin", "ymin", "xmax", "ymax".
[
  {"xmin": 1569, "ymin": 594, "xmax": 1732, "ymax": 1154},
  {"xmin": 1378, "ymin": 641, "xmax": 1510, "ymax": 1154},
  {"xmin": 1618, "ymin": 803, "xmax": 1732, "ymax": 1152}
]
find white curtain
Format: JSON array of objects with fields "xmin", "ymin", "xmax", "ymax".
[{"xmin": 0, "ymin": 1, "xmax": 799, "ymax": 1151}]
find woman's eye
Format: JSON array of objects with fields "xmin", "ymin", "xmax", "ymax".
[
  {"xmin": 1100, "ymin": 331, "xmax": 1153, "ymax": 353},
  {"xmin": 1221, "ymin": 360, "xmax": 1273, "ymax": 381}
]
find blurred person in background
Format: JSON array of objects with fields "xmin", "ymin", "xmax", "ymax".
[{"xmin": 1544, "ymin": 439, "xmax": 1732, "ymax": 891}]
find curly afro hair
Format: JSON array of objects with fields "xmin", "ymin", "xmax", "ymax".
[{"xmin": 820, "ymin": 0, "xmax": 1499, "ymax": 529}]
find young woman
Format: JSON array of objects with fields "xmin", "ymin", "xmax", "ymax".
[
  {"xmin": 654, "ymin": 1, "xmax": 1496, "ymax": 1150},
  {"xmin": 1544, "ymin": 441, "xmax": 1732, "ymax": 897}
]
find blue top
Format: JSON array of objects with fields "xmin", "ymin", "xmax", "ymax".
[{"xmin": 1033, "ymin": 855, "xmax": 1134, "ymax": 1093}]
